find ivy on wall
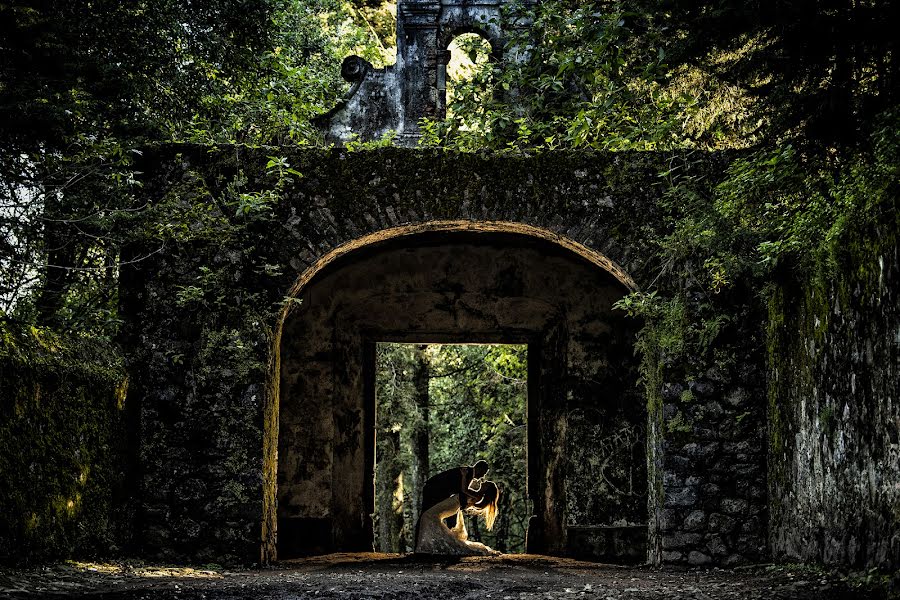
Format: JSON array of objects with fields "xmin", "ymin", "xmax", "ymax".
[{"xmin": 0, "ymin": 321, "xmax": 128, "ymax": 564}]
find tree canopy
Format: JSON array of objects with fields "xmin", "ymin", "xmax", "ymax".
[{"xmin": 2, "ymin": 0, "xmax": 897, "ymax": 334}]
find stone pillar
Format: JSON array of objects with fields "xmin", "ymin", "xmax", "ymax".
[{"xmin": 396, "ymin": 0, "xmax": 440, "ymax": 140}]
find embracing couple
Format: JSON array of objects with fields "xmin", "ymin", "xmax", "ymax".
[{"xmin": 415, "ymin": 459, "xmax": 501, "ymax": 556}]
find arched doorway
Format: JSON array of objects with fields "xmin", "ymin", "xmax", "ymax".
[
  {"xmin": 264, "ymin": 222, "xmax": 646, "ymax": 562},
  {"xmin": 437, "ymin": 30, "xmax": 499, "ymax": 120}
]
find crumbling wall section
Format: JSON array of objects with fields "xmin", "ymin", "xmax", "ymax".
[
  {"xmin": 0, "ymin": 323, "xmax": 128, "ymax": 564},
  {"xmin": 768, "ymin": 213, "xmax": 900, "ymax": 569}
]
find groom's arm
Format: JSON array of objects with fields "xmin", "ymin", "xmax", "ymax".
[{"xmin": 459, "ymin": 467, "xmax": 483, "ymax": 500}]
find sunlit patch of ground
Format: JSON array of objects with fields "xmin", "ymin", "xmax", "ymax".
[
  {"xmin": 68, "ymin": 561, "xmax": 224, "ymax": 578},
  {"xmin": 0, "ymin": 560, "xmax": 229, "ymax": 596}
]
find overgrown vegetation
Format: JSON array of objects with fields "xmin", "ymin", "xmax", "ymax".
[
  {"xmin": 2, "ymin": 0, "xmax": 897, "ymax": 342},
  {"xmin": 422, "ymin": 0, "xmax": 899, "ymax": 385},
  {"xmin": 0, "ymin": 321, "xmax": 127, "ymax": 564},
  {"xmin": 0, "ymin": 0, "xmax": 377, "ymax": 331}
]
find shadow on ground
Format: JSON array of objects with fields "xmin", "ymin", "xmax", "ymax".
[{"xmin": 0, "ymin": 553, "xmax": 894, "ymax": 599}]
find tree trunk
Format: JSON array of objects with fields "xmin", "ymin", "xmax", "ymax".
[
  {"xmin": 376, "ymin": 429, "xmax": 403, "ymax": 552},
  {"xmin": 408, "ymin": 345, "xmax": 430, "ymax": 536},
  {"xmin": 35, "ymin": 205, "xmax": 82, "ymax": 325}
]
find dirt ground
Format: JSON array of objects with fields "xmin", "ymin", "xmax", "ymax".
[{"xmin": 0, "ymin": 553, "xmax": 896, "ymax": 599}]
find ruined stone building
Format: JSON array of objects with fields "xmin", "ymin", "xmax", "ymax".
[{"xmin": 1, "ymin": 0, "xmax": 896, "ymax": 573}]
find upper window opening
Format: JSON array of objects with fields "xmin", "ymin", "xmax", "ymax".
[{"xmin": 446, "ymin": 33, "xmax": 493, "ymax": 120}]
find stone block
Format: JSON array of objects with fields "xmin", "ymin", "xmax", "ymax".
[
  {"xmin": 663, "ymin": 532, "xmax": 703, "ymax": 549},
  {"xmin": 708, "ymin": 513, "xmax": 737, "ymax": 534},
  {"xmin": 683, "ymin": 510, "xmax": 707, "ymax": 531},
  {"xmin": 707, "ymin": 535, "xmax": 728, "ymax": 556},
  {"xmin": 668, "ymin": 455, "xmax": 690, "ymax": 473},
  {"xmin": 701, "ymin": 483, "xmax": 721, "ymax": 497},
  {"xmin": 663, "ymin": 383, "xmax": 685, "ymax": 402},
  {"xmin": 721, "ymin": 498, "xmax": 749, "ymax": 515},
  {"xmin": 662, "ymin": 551, "xmax": 684, "ymax": 562},
  {"xmin": 688, "ymin": 380, "xmax": 716, "ymax": 397},
  {"xmin": 723, "ymin": 441, "xmax": 751, "ymax": 454},
  {"xmin": 723, "ymin": 387, "xmax": 750, "ymax": 408},
  {"xmin": 664, "ymin": 471, "xmax": 684, "ymax": 486},
  {"xmin": 741, "ymin": 517, "xmax": 761, "ymax": 535},
  {"xmin": 665, "ymin": 486, "xmax": 698, "ymax": 508},
  {"xmin": 688, "ymin": 550, "xmax": 712, "ymax": 565},
  {"xmin": 722, "ymin": 553, "xmax": 747, "ymax": 567},
  {"xmin": 702, "ymin": 401, "xmax": 724, "ymax": 419},
  {"xmin": 659, "ymin": 508, "xmax": 678, "ymax": 530}
]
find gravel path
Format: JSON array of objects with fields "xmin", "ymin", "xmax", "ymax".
[{"xmin": 0, "ymin": 553, "xmax": 894, "ymax": 599}]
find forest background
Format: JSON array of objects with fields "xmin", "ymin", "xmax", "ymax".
[{"xmin": 1, "ymin": 0, "xmax": 898, "ymax": 558}]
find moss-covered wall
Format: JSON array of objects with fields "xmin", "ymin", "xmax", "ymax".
[
  {"xmin": 767, "ymin": 208, "xmax": 900, "ymax": 569},
  {"xmin": 0, "ymin": 322, "xmax": 129, "ymax": 565},
  {"xmin": 122, "ymin": 145, "xmax": 768, "ymax": 565}
]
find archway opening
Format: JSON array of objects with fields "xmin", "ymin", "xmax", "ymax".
[
  {"xmin": 270, "ymin": 224, "xmax": 646, "ymax": 563},
  {"xmin": 374, "ymin": 342, "xmax": 529, "ymax": 554}
]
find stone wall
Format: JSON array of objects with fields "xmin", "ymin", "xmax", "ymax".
[
  {"xmin": 5, "ymin": 145, "xmax": 894, "ymax": 569},
  {"xmin": 658, "ymin": 333, "xmax": 769, "ymax": 566},
  {"xmin": 122, "ymin": 145, "xmax": 768, "ymax": 564},
  {"xmin": 768, "ymin": 213, "xmax": 900, "ymax": 569},
  {"xmin": 0, "ymin": 322, "xmax": 129, "ymax": 564}
]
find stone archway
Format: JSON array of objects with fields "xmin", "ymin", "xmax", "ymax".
[
  {"xmin": 126, "ymin": 146, "xmax": 768, "ymax": 567},
  {"xmin": 265, "ymin": 222, "xmax": 647, "ymax": 562}
]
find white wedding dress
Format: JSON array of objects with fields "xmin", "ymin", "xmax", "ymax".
[{"xmin": 415, "ymin": 494, "xmax": 499, "ymax": 555}]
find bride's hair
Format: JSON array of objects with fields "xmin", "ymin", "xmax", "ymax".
[{"xmin": 477, "ymin": 481, "xmax": 501, "ymax": 530}]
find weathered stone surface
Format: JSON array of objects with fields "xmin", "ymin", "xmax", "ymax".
[
  {"xmin": 655, "ymin": 315, "xmax": 769, "ymax": 567},
  {"xmin": 319, "ymin": 0, "xmax": 536, "ymax": 146},
  {"xmin": 688, "ymin": 550, "xmax": 713, "ymax": 565},
  {"xmin": 683, "ymin": 510, "xmax": 707, "ymax": 531},
  {"xmin": 665, "ymin": 487, "xmax": 698, "ymax": 508},
  {"xmin": 707, "ymin": 535, "xmax": 728, "ymax": 557},
  {"xmin": 721, "ymin": 499, "xmax": 749, "ymax": 516},
  {"xmin": 768, "ymin": 217, "xmax": 900, "ymax": 569},
  {"xmin": 663, "ymin": 533, "xmax": 702, "ymax": 549},
  {"xmin": 709, "ymin": 513, "xmax": 737, "ymax": 534},
  {"xmin": 121, "ymin": 147, "xmax": 702, "ymax": 564},
  {"xmin": 120, "ymin": 146, "xmax": 776, "ymax": 566},
  {"xmin": 661, "ymin": 551, "xmax": 683, "ymax": 562},
  {"xmin": 0, "ymin": 324, "xmax": 128, "ymax": 564},
  {"xmin": 278, "ymin": 240, "xmax": 646, "ymax": 557}
]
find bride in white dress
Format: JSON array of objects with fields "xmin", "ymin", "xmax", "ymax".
[{"xmin": 415, "ymin": 480, "xmax": 501, "ymax": 555}]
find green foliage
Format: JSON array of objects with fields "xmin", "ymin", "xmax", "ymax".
[
  {"xmin": 180, "ymin": 0, "xmax": 381, "ymax": 146},
  {"xmin": 0, "ymin": 0, "xmax": 383, "ymax": 334},
  {"xmin": 345, "ymin": 130, "xmax": 398, "ymax": 151},
  {"xmin": 614, "ymin": 108, "xmax": 899, "ymax": 440},
  {"xmin": 424, "ymin": 0, "xmax": 897, "ymax": 152},
  {"xmin": 422, "ymin": 0, "xmax": 744, "ymax": 152}
]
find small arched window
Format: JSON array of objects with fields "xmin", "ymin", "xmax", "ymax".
[{"xmin": 445, "ymin": 33, "xmax": 494, "ymax": 121}]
